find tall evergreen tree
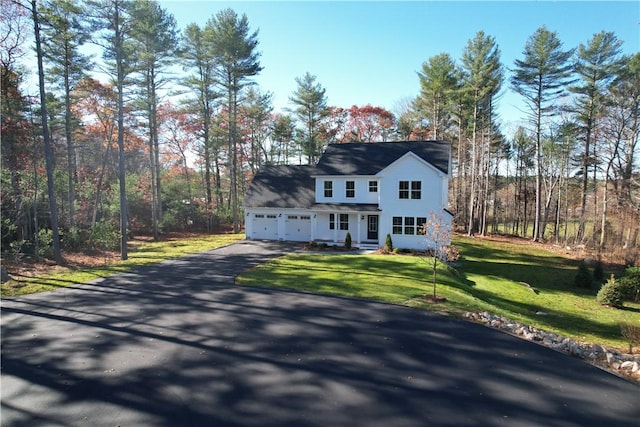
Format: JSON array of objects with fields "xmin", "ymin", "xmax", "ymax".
[
  {"xmin": 41, "ymin": 0, "xmax": 91, "ymax": 230},
  {"xmin": 511, "ymin": 26, "xmax": 574, "ymax": 241},
  {"xmin": 208, "ymin": 8, "xmax": 262, "ymax": 233},
  {"xmin": 289, "ymin": 72, "xmax": 329, "ymax": 164},
  {"xmin": 239, "ymin": 86, "xmax": 273, "ymax": 172},
  {"xmin": 179, "ymin": 22, "xmax": 220, "ymax": 220},
  {"xmin": 30, "ymin": 0, "xmax": 63, "ymax": 263},
  {"xmin": 416, "ymin": 52, "xmax": 458, "ymax": 140},
  {"xmin": 570, "ymin": 31, "xmax": 624, "ymax": 241},
  {"xmin": 88, "ymin": 0, "xmax": 135, "ymax": 260},
  {"xmin": 271, "ymin": 114, "xmax": 295, "ymax": 164},
  {"xmin": 461, "ymin": 30, "xmax": 503, "ymax": 236},
  {"xmin": 129, "ymin": 0, "xmax": 179, "ymax": 241}
]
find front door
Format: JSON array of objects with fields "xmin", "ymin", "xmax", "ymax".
[{"xmin": 367, "ymin": 215, "xmax": 379, "ymax": 241}]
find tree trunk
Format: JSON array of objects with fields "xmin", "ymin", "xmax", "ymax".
[
  {"xmin": 115, "ymin": 2, "xmax": 128, "ymax": 260},
  {"xmin": 32, "ymin": 0, "xmax": 63, "ymax": 264}
]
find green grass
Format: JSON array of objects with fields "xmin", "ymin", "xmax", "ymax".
[
  {"xmin": 1, "ymin": 233, "xmax": 244, "ymax": 297},
  {"xmin": 237, "ymin": 235, "xmax": 640, "ymax": 350}
]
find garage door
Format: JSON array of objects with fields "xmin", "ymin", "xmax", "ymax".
[
  {"xmin": 285, "ymin": 215, "xmax": 311, "ymax": 242},
  {"xmin": 251, "ymin": 214, "xmax": 278, "ymax": 240}
]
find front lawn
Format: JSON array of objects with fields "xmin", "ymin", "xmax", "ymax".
[
  {"xmin": 1, "ymin": 233, "xmax": 244, "ymax": 297},
  {"xmin": 237, "ymin": 235, "xmax": 640, "ymax": 350}
]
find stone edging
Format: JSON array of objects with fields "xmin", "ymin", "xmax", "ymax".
[{"xmin": 463, "ymin": 311, "xmax": 640, "ymax": 383}]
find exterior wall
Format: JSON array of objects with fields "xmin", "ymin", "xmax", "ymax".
[
  {"xmin": 377, "ymin": 154, "xmax": 450, "ymax": 250},
  {"xmin": 315, "ymin": 177, "xmax": 380, "ymax": 204},
  {"xmin": 315, "ymin": 212, "xmax": 370, "ymax": 244},
  {"xmin": 245, "ymin": 208, "xmax": 314, "ymax": 242}
]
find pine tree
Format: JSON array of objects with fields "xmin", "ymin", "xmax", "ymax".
[
  {"xmin": 129, "ymin": 0, "xmax": 179, "ymax": 241},
  {"xmin": 511, "ymin": 26, "xmax": 574, "ymax": 242},
  {"xmin": 570, "ymin": 31, "xmax": 624, "ymax": 242},
  {"xmin": 208, "ymin": 8, "xmax": 262, "ymax": 234},
  {"xmin": 289, "ymin": 72, "xmax": 329, "ymax": 164}
]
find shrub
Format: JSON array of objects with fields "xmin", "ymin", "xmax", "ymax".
[
  {"xmin": 596, "ymin": 275, "xmax": 624, "ymax": 308},
  {"xmin": 620, "ymin": 323, "xmax": 640, "ymax": 354},
  {"xmin": 90, "ymin": 220, "xmax": 120, "ymax": 251},
  {"xmin": 384, "ymin": 234, "xmax": 393, "ymax": 251},
  {"xmin": 618, "ymin": 267, "xmax": 640, "ymax": 302},
  {"xmin": 574, "ymin": 261, "xmax": 593, "ymax": 288},
  {"xmin": 35, "ymin": 229, "xmax": 54, "ymax": 258},
  {"xmin": 62, "ymin": 226, "xmax": 84, "ymax": 252},
  {"xmin": 593, "ymin": 260, "xmax": 605, "ymax": 283},
  {"xmin": 344, "ymin": 232, "xmax": 352, "ymax": 250}
]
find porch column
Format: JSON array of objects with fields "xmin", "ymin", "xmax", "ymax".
[
  {"xmin": 333, "ymin": 211, "xmax": 338, "ymax": 244},
  {"xmin": 356, "ymin": 213, "xmax": 362, "ymax": 246}
]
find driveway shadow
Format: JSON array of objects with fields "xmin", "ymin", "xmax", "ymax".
[{"xmin": 2, "ymin": 241, "xmax": 639, "ymax": 426}]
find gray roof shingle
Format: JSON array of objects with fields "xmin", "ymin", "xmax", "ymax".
[
  {"xmin": 314, "ymin": 140, "xmax": 450, "ymax": 176},
  {"xmin": 243, "ymin": 164, "xmax": 316, "ymax": 208},
  {"xmin": 244, "ymin": 141, "xmax": 451, "ymax": 209}
]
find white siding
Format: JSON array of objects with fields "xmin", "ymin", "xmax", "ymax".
[
  {"xmin": 315, "ymin": 177, "xmax": 379, "ymax": 204},
  {"xmin": 377, "ymin": 153, "xmax": 450, "ymax": 250}
]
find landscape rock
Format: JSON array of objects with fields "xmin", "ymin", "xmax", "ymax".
[{"xmin": 463, "ymin": 310, "xmax": 640, "ymax": 384}]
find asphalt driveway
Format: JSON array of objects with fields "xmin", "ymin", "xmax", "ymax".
[{"xmin": 2, "ymin": 240, "xmax": 639, "ymax": 426}]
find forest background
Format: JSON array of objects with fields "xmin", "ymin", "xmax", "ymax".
[{"xmin": 1, "ymin": 0, "xmax": 638, "ymax": 265}]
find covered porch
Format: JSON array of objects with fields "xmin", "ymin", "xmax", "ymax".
[{"xmin": 311, "ymin": 203, "xmax": 381, "ymax": 249}]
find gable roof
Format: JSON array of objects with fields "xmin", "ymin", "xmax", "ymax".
[
  {"xmin": 314, "ymin": 140, "xmax": 450, "ymax": 176},
  {"xmin": 244, "ymin": 164, "xmax": 316, "ymax": 209}
]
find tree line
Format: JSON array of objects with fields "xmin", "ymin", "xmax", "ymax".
[{"xmin": 1, "ymin": 0, "xmax": 638, "ymax": 264}]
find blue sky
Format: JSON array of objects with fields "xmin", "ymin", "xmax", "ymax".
[{"xmin": 162, "ymin": 1, "xmax": 638, "ymax": 132}]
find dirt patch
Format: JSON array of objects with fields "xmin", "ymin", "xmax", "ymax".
[{"xmin": 1, "ymin": 232, "xmax": 201, "ymax": 279}]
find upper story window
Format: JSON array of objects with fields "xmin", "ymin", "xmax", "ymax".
[
  {"xmin": 411, "ymin": 181, "xmax": 422, "ymax": 199},
  {"xmin": 324, "ymin": 181, "xmax": 333, "ymax": 198},
  {"xmin": 369, "ymin": 181, "xmax": 378, "ymax": 192},
  {"xmin": 399, "ymin": 180, "xmax": 421, "ymax": 199},
  {"xmin": 346, "ymin": 181, "xmax": 355, "ymax": 198},
  {"xmin": 399, "ymin": 181, "xmax": 409, "ymax": 199}
]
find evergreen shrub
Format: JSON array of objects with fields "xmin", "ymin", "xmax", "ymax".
[
  {"xmin": 619, "ymin": 267, "xmax": 640, "ymax": 302},
  {"xmin": 575, "ymin": 261, "xmax": 593, "ymax": 288},
  {"xmin": 596, "ymin": 275, "xmax": 624, "ymax": 308},
  {"xmin": 593, "ymin": 260, "xmax": 605, "ymax": 283},
  {"xmin": 385, "ymin": 234, "xmax": 393, "ymax": 251}
]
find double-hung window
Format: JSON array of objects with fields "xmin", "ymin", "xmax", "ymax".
[
  {"xmin": 339, "ymin": 214, "xmax": 349, "ymax": 230},
  {"xmin": 369, "ymin": 181, "xmax": 378, "ymax": 193},
  {"xmin": 329, "ymin": 213, "xmax": 335, "ymax": 230},
  {"xmin": 404, "ymin": 217, "xmax": 415, "ymax": 235},
  {"xmin": 411, "ymin": 181, "xmax": 422, "ymax": 199},
  {"xmin": 324, "ymin": 181, "xmax": 333, "ymax": 198},
  {"xmin": 399, "ymin": 180, "xmax": 422, "ymax": 199},
  {"xmin": 392, "ymin": 217, "xmax": 403, "ymax": 234},
  {"xmin": 399, "ymin": 181, "xmax": 409, "ymax": 199},
  {"xmin": 417, "ymin": 217, "xmax": 427, "ymax": 234},
  {"xmin": 392, "ymin": 216, "xmax": 428, "ymax": 235},
  {"xmin": 346, "ymin": 181, "xmax": 355, "ymax": 198}
]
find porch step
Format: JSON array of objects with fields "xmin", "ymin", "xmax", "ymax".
[{"xmin": 356, "ymin": 243, "xmax": 380, "ymax": 251}]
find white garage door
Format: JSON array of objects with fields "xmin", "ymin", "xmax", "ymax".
[
  {"xmin": 251, "ymin": 214, "xmax": 278, "ymax": 240},
  {"xmin": 285, "ymin": 215, "xmax": 312, "ymax": 242}
]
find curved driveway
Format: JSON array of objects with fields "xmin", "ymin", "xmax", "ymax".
[{"xmin": 2, "ymin": 240, "xmax": 639, "ymax": 426}]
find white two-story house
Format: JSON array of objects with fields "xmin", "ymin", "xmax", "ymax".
[{"xmin": 243, "ymin": 140, "xmax": 451, "ymax": 250}]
